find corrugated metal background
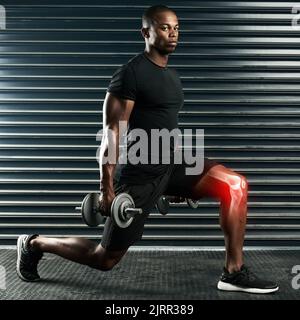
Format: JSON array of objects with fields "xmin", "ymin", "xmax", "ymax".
[{"xmin": 0, "ymin": 0, "xmax": 299, "ymax": 246}]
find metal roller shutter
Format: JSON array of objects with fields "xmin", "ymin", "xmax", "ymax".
[{"xmin": 0, "ymin": 0, "xmax": 299, "ymax": 246}]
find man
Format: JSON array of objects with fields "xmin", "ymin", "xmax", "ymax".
[{"xmin": 16, "ymin": 5, "xmax": 278, "ymax": 294}]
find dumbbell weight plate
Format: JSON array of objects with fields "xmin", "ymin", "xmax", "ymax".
[
  {"xmin": 111, "ymin": 193, "xmax": 135, "ymax": 228},
  {"xmin": 186, "ymin": 198, "xmax": 199, "ymax": 209},
  {"xmin": 81, "ymin": 193, "xmax": 105, "ymax": 227}
]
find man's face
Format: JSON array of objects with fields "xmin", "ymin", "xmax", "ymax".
[{"xmin": 145, "ymin": 11, "xmax": 179, "ymax": 54}]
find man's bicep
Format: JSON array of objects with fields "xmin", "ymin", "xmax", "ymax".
[
  {"xmin": 106, "ymin": 64, "xmax": 137, "ymax": 101},
  {"xmin": 103, "ymin": 92, "xmax": 135, "ymax": 127}
]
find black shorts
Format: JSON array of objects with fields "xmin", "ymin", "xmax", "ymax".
[{"xmin": 100, "ymin": 158, "xmax": 219, "ymax": 251}]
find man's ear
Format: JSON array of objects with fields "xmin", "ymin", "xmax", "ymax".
[{"xmin": 141, "ymin": 27, "xmax": 150, "ymax": 38}]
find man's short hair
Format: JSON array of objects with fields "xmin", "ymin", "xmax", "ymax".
[{"xmin": 142, "ymin": 5, "xmax": 176, "ymax": 28}]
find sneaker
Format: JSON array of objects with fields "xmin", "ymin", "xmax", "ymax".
[
  {"xmin": 217, "ymin": 265, "xmax": 279, "ymax": 294},
  {"xmin": 16, "ymin": 234, "xmax": 43, "ymax": 282}
]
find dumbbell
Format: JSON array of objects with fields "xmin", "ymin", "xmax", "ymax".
[
  {"xmin": 156, "ymin": 195, "xmax": 199, "ymax": 215},
  {"xmin": 81, "ymin": 192, "xmax": 143, "ymax": 228}
]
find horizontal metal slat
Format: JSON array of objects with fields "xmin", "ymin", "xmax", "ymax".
[
  {"xmin": 1, "ymin": 212, "xmax": 300, "ymax": 219},
  {"xmin": 0, "ymin": 189, "xmax": 299, "ymax": 197},
  {"xmin": 2, "ymin": 71, "xmax": 300, "ymax": 80},
  {"xmin": 2, "ymin": 38, "xmax": 300, "ymax": 46},
  {"xmin": 1, "ymin": 110, "xmax": 298, "ymax": 116},
  {"xmin": 1, "ymin": 211, "xmax": 300, "ymax": 218},
  {"xmin": 0, "ymin": 1, "xmax": 295, "ymax": 9},
  {"xmin": 0, "ymin": 121, "xmax": 299, "ymax": 127},
  {"xmin": 0, "ymin": 145, "xmax": 298, "ymax": 151},
  {"xmin": 0, "ymin": 155, "xmax": 298, "ymax": 162},
  {"xmin": 0, "ymin": 168, "xmax": 299, "ymax": 174},
  {"xmin": 1, "ymin": 223, "xmax": 300, "ymax": 230},
  {"xmin": 0, "ymin": 133, "xmax": 298, "ymax": 139},
  {"xmin": 0, "ymin": 179, "xmax": 297, "ymax": 185},
  {"xmin": 2, "ymin": 4, "xmax": 296, "ymax": 13},
  {"xmin": 3, "ymin": 87, "xmax": 300, "ymax": 95},
  {"xmin": 1, "ymin": 234, "xmax": 300, "ymax": 241},
  {"xmin": 3, "ymin": 96, "xmax": 300, "ymax": 105},
  {"xmin": 5, "ymin": 25, "xmax": 300, "ymax": 34},
  {"xmin": 0, "ymin": 200, "xmax": 299, "ymax": 206},
  {"xmin": 3, "ymin": 64, "xmax": 300, "ymax": 72},
  {"xmin": 4, "ymin": 14, "xmax": 296, "ymax": 22},
  {"xmin": 3, "ymin": 30, "xmax": 300, "ymax": 41}
]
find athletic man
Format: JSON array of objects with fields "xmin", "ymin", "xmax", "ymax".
[{"xmin": 16, "ymin": 5, "xmax": 279, "ymax": 294}]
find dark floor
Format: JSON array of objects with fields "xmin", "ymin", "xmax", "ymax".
[{"xmin": 0, "ymin": 249, "xmax": 299, "ymax": 300}]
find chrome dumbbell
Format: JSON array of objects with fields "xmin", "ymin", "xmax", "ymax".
[{"xmin": 81, "ymin": 192, "xmax": 143, "ymax": 228}]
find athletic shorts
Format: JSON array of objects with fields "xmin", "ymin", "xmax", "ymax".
[{"xmin": 100, "ymin": 158, "xmax": 219, "ymax": 251}]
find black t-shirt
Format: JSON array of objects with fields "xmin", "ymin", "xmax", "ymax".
[{"xmin": 106, "ymin": 52, "xmax": 184, "ymax": 184}]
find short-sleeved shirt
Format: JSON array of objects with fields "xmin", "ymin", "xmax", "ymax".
[{"xmin": 106, "ymin": 52, "xmax": 184, "ymax": 184}]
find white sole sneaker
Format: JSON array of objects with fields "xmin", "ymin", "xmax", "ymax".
[{"xmin": 217, "ymin": 280, "xmax": 279, "ymax": 294}]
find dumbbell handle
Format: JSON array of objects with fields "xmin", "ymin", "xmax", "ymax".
[
  {"xmin": 123, "ymin": 207, "xmax": 143, "ymax": 218},
  {"xmin": 92, "ymin": 197, "xmax": 142, "ymax": 217},
  {"xmin": 165, "ymin": 196, "xmax": 185, "ymax": 203},
  {"xmin": 156, "ymin": 195, "xmax": 199, "ymax": 215}
]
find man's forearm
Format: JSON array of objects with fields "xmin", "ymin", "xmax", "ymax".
[
  {"xmin": 99, "ymin": 129, "xmax": 119, "ymax": 193},
  {"xmin": 100, "ymin": 162, "xmax": 115, "ymax": 193}
]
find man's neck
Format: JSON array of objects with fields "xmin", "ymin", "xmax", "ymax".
[{"xmin": 144, "ymin": 49, "xmax": 169, "ymax": 68}]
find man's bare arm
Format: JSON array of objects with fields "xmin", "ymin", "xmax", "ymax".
[{"xmin": 99, "ymin": 92, "xmax": 135, "ymax": 198}]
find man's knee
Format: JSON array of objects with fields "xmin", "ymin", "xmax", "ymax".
[
  {"xmin": 225, "ymin": 173, "xmax": 248, "ymax": 203},
  {"xmin": 207, "ymin": 167, "xmax": 248, "ymax": 208},
  {"xmin": 90, "ymin": 253, "xmax": 122, "ymax": 271},
  {"xmin": 225, "ymin": 173, "xmax": 248, "ymax": 210},
  {"xmin": 236, "ymin": 174, "xmax": 248, "ymax": 195},
  {"xmin": 89, "ymin": 246, "xmax": 128, "ymax": 271},
  {"xmin": 209, "ymin": 167, "xmax": 248, "ymax": 193},
  {"xmin": 97, "ymin": 259, "xmax": 118, "ymax": 272}
]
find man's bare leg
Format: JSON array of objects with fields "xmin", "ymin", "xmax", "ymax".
[
  {"xmin": 16, "ymin": 234, "xmax": 129, "ymax": 282},
  {"xmin": 191, "ymin": 165, "xmax": 248, "ymax": 273},
  {"xmin": 30, "ymin": 236, "xmax": 128, "ymax": 271}
]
